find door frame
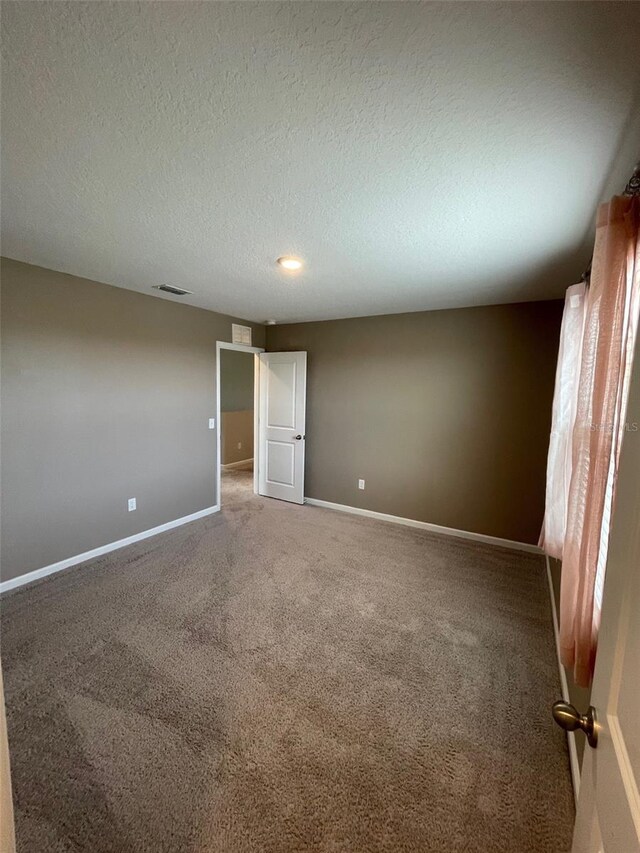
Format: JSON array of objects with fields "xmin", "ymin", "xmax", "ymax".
[{"xmin": 216, "ymin": 341, "xmax": 265, "ymax": 507}]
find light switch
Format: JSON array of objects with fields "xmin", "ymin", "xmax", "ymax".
[
  {"xmin": 128, "ymin": 498, "xmax": 137, "ymax": 512},
  {"xmin": 209, "ymin": 418, "xmax": 215, "ymax": 429},
  {"xmin": 358, "ymin": 479, "xmax": 365, "ymax": 490}
]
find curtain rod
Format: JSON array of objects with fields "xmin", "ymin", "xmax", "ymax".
[{"xmin": 581, "ymin": 161, "xmax": 640, "ymax": 283}]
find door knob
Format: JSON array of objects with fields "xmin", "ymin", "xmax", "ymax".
[
  {"xmin": 552, "ymin": 700, "xmax": 598, "ymax": 748},
  {"xmin": 294, "ymin": 435, "xmax": 303, "ymax": 440}
]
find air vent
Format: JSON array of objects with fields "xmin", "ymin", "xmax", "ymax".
[{"xmin": 153, "ymin": 284, "xmax": 193, "ymax": 296}]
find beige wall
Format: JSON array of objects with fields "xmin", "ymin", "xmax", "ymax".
[
  {"xmin": 221, "ymin": 410, "xmax": 253, "ymax": 465},
  {"xmin": 267, "ymin": 301, "xmax": 563, "ymax": 544},
  {"xmin": 220, "ymin": 349, "xmax": 254, "ymax": 412},
  {"xmin": 0, "ymin": 258, "xmax": 265, "ymax": 583}
]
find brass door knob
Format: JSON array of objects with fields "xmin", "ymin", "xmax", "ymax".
[{"xmin": 552, "ymin": 700, "xmax": 598, "ymax": 748}]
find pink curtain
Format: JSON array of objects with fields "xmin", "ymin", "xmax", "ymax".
[{"xmin": 558, "ymin": 195, "xmax": 640, "ymax": 687}]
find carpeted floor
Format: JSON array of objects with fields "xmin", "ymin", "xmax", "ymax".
[{"xmin": 1, "ymin": 469, "xmax": 574, "ymax": 852}]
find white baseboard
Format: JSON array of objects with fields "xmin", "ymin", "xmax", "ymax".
[
  {"xmin": 0, "ymin": 505, "xmax": 220, "ymax": 595},
  {"xmin": 222, "ymin": 458, "xmax": 253, "ymax": 470},
  {"xmin": 304, "ymin": 498, "xmax": 542, "ymax": 554},
  {"xmin": 545, "ymin": 555, "xmax": 581, "ymax": 806}
]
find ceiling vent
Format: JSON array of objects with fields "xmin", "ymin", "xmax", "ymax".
[{"xmin": 153, "ymin": 284, "xmax": 193, "ymax": 296}]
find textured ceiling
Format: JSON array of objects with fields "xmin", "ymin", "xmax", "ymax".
[{"xmin": 2, "ymin": 2, "xmax": 640, "ymax": 323}]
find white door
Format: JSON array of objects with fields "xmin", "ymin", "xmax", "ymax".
[
  {"xmin": 258, "ymin": 352, "xmax": 307, "ymax": 504},
  {"xmin": 572, "ymin": 341, "xmax": 640, "ymax": 853}
]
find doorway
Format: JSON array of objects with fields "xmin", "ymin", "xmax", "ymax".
[
  {"xmin": 216, "ymin": 342, "xmax": 263, "ymax": 507},
  {"xmin": 216, "ymin": 343, "xmax": 308, "ymax": 509}
]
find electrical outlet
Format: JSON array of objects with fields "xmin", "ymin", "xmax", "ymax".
[
  {"xmin": 208, "ymin": 418, "xmax": 215, "ymax": 429},
  {"xmin": 128, "ymin": 498, "xmax": 137, "ymax": 512},
  {"xmin": 358, "ymin": 479, "xmax": 365, "ymax": 490},
  {"xmin": 237, "ymin": 442, "xmax": 242, "ymax": 450}
]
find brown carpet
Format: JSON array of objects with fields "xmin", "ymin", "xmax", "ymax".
[{"xmin": 1, "ymin": 469, "xmax": 574, "ymax": 852}]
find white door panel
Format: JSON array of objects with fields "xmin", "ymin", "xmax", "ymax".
[
  {"xmin": 266, "ymin": 440, "xmax": 295, "ymax": 486},
  {"xmin": 258, "ymin": 352, "xmax": 306, "ymax": 504},
  {"xmin": 572, "ymin": 337, "xmax": 640, "ymax": 853},
  {"xmin": 267, "ymin": 361, "xmax": 298, "ymax": 428}
]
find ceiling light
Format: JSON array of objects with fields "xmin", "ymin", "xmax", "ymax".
[{"xmin": 276, "ymin": 256, "xmax": 303, "ymax": 271}]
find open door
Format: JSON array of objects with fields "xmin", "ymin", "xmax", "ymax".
[
  {"xmin": 258, "ymin": 352, "xmax": 307, "ymax": 504},
  {"xmin": 571, "ymin": 339, "xmax": 640, "ymax": 853}
]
